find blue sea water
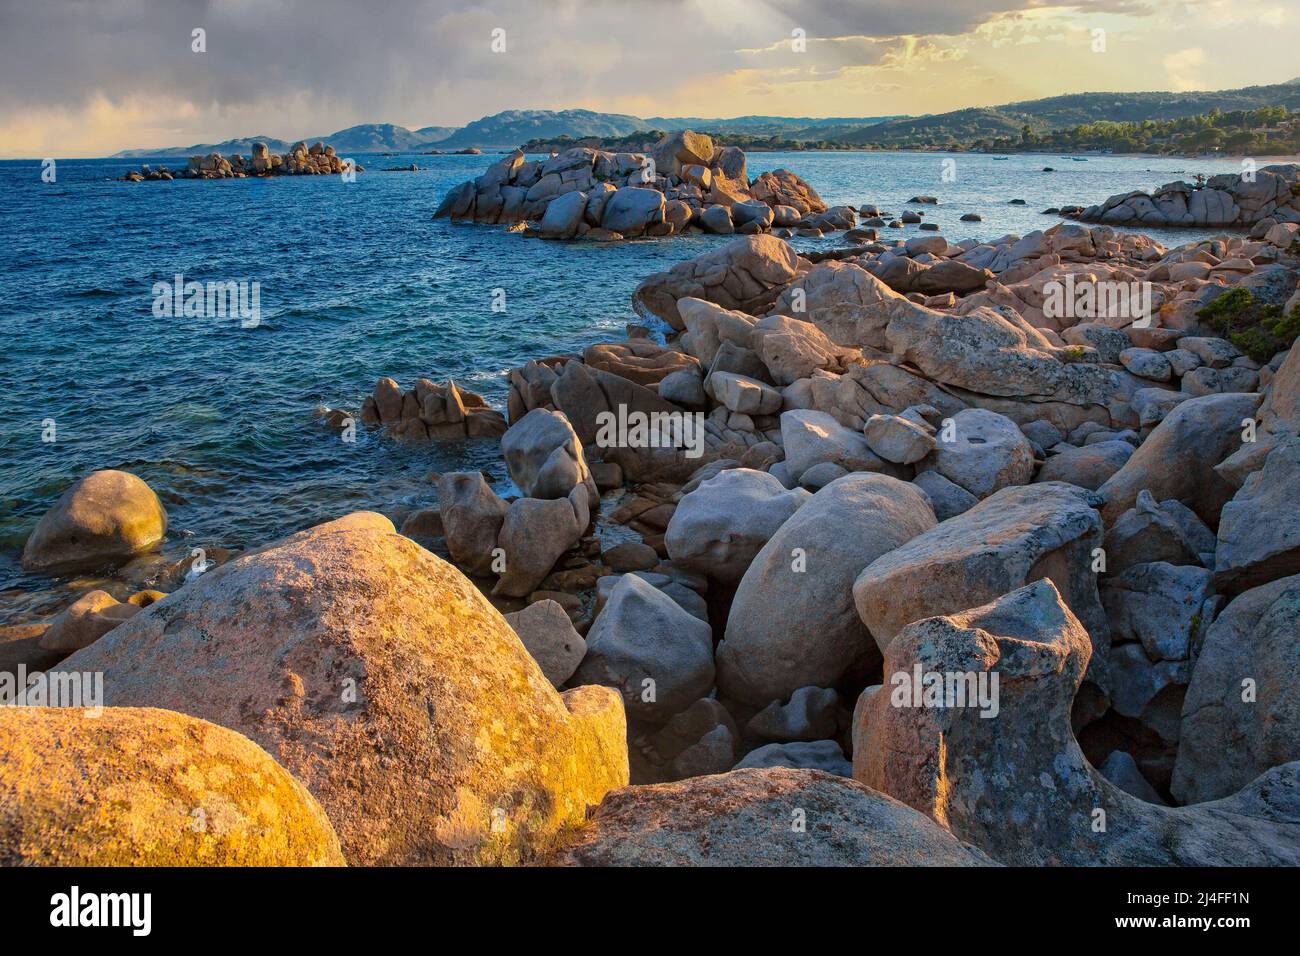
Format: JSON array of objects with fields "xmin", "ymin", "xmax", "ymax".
[{"xmin": 0, "ymin": 148, "xmax": 1254, "ymax": 621}]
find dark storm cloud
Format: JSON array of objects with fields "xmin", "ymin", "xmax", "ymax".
[
  {"xmin": 762, "ymin": 0, "xmax": 1155, "ymax": 37},
  {"xmin": 0, "ymin": 0, "xmax": 1158, "ymax": 117}
]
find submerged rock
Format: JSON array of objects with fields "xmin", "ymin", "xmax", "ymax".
[{"xmin": 38, "ymin": 589, "xmax": 141, "ymax": 654}]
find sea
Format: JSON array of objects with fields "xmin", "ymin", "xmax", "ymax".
[{"xmin": 0, "ymin": 148, "xmax": 1261, "ymax": 621}]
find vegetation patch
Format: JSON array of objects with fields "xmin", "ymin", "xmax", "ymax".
[{"xmin": 1198, "ymin": 287, "xmax": 1300, "ymax": 361}]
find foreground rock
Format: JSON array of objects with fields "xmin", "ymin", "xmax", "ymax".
[
  {"xmin": 21, "ymin": 469, "xmax": 168, "ymax": 573},
  {"xmin": 556, "ymin": 768, "xmax": 994, "ymax": 866},
  {"xmin": 718, "ymin": 474, "xmax": 936, "ymax": 706},
  {"xmin": 853, "ymin": 482, "xmax": 1108, "ymax": 673},
  {"xmin": 58, "ymin": 514, "xmax": 628, "ymax": 865},
  {"xmin": 1172, "ymin": 573, "xmax": 1300, "ymax": 804},
  {"xmin": 0, "ymin": 707, "xmax": 344, "ymax": 866},
  {"xmin": 854, "ymin": 580, "xmax": 1300, "ymax": 864}
]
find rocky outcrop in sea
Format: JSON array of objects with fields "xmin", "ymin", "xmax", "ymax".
[
  {"xmin": 121, "ymin": 140, "xmax": 363, "ymax": 181},
  {"xmin": 432, "ymin": 129, "xmax": 857, "ymax": 240},
  {"xmin": 1066, "ymin": 163, "xmax": 1300, "ymax": 229}
]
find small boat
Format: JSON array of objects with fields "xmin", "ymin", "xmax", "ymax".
[
  {"xmin": 992, "ymin": 156, "xmax": 1010, "ymax": 160},
  {"xmin": 1072, "ymin": 157, "xmax": 1088, "ymax": 162}
]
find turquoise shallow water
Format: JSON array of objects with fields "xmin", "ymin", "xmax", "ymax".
[{"xmin": 0, "ymin": 148, "xmax": 1251, "ymax": 621}]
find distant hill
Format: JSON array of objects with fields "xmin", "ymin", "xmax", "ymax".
[
  {"xmin": 429, "ymin": 109, "xmax": 650, "ymax": 150},
  {"xmin": 114, "ymin": 135, "xmax": 293, "ymax": 158},
  {"xmin": 835, "ymin": 80, "xmax": 1300, "ymax": 148},
  {"xmin": 111, "ymin": 110, "xmax": 898, "ymax": 158},
  {"xmin": 322, "ymin": 123, "xmax": 445, "ymax": 152},
  {"xmin": 110, "ymin": 82, "xmax": 1300, "ymax": 158},
  {"xmin": 113, "ymin": 123, "xmax": 456, "ymax": 158},
  {"xmin": 645, "ymin": 114, "xmax": 898, "ymax": 137}
]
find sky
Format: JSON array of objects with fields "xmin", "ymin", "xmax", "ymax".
[{"xmin": 0, "ymin": 0, "xmax": 1297, "ymax": 157}]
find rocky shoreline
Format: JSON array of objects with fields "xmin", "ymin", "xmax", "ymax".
[{"xmin": 5, "ymin": 158, "xmax": 1300, "ymax": 866}]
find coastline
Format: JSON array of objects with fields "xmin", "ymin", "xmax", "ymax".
[{"xmin": 5, "ymin": 136, "xmax": 1300, "ymax": 868}]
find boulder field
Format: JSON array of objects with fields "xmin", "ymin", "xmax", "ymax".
[{"xmin": 11, "ymin": 188, "xmax": 1300, "ymax": 866}]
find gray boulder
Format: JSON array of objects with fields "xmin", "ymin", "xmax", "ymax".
[
  {"xmin": 864, "ymin": 413, "xmax": 936, "ymax": 464},
  {"xmin": 501, "ymin": 408, "xmax": 597, "ymax": 504},
  {"xmin": 493, "ymin": 489, "xmax": 588, "ymax": 597},
  {"xmin": 1102, "ymin": 490, "xmax": 1216, "ymax": 575},
  {"xmin": 745, "ymin": 686, "xmax": 840, "ymax": 743},
  {"xmin": 1172, "ymin": 574, "xmax": 1300, "ymax": 804},
  {"xmin": 734, "ymin": 741, "xmax": 853, "ymax": 777},
  {"xmin": 505, "ymin": 600, "xmax": 587, "ymax": 688},
  {"xmin": 437, "ymin": 472, "xmax": 507, "ymax": 575},
  {"xmin": 665, "ymin": 468, "xmax": 810, "ymax": 584},
  {"xmin": 717, "ymin": 474, "xmax": 936, "ymax": 706},
  {"xmin": 854, "ymin": 482, "xmax": 1108, "ymax": 675},
  {"xmin": 1214, "ymin": 437, "xmax": 1300, "ymax": 593},
  {"xmin": 781, "ymin": 409, "xmax": 885, "ymax": 484},
  {"xmin": 572, "ymin": 574, "xmax": 714, "ymax": 724},
  {"xmin": 911, "ymin": 470, "xmax": 978, "ymax": 521},
  {"xmin": 1034, "ymin": 440, "xmax": 1134, "ymax": 491},
  {"xmin": 1098, "ymin": 392, "xmax": 1262, "ymax": 527},
  {"xmin": 922, "ymin": 408, "xmax": 1034, "ymax": 499}
]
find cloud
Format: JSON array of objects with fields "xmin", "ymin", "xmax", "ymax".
[
  {"xmin": 1162, "ymin": 46, "xmax": 1206, "ymax": 91},
  {"xmin": 0, "ymin": 0, "xmax": 1293, "ymax": 156},
  {"xmin": 760, "ymin": 0, "xmax": 1159, "ymax": 38}
]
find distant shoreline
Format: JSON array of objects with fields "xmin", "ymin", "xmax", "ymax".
[{"xmin": 6, "ymin": 148, "xmax": 1299, "ymax": 163}]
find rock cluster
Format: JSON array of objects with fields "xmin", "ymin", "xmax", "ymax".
[
  {"xmin": 433, "ymin": 130, "xmax": 844, "ymax": 241},
  {"xmin": 358, "ymin": 376, "xmax": 507, "ymax": 440},
  {"xmin": 54, "ymin": 514, "xmax": 629, "ymax": 865},
  {"xmin": 1068, "ymin": 164, "xmax": 1300, "ymax": 229},
  {"xmin": 121, "ymin": 141, "xmax": 363, "ymax": 181}
]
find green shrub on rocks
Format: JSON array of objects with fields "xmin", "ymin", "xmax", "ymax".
[{"xmin": 1198, "ymin": 287, "xmax": 1300, "ymax": 361}]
